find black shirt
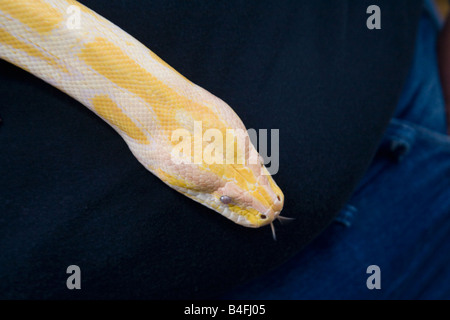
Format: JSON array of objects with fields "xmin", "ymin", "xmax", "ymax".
[{"xmin": 0, "ymin": 0, "xmax": 423, "ymax": 298}]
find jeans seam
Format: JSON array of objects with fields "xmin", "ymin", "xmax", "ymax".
[{"xmin": 391, "ymin": 118, "xmax": 450, "ymax": 147}]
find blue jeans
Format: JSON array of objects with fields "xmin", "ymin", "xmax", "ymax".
[{"xmin": 224, "ymin": 2, "xmax": 450, "ymax": 299}]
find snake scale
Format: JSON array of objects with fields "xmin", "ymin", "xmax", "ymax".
[{"xmin": 0, "ymin": 0, "xmax": 287, "ymax": 236}]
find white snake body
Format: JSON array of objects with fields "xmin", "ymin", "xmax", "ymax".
[{"xmin": 0, "ymin": 0, "xmax": 285, "ymax": 230}]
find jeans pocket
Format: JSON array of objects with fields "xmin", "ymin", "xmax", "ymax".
[
  {"xmin": 349, "ymin": 119, "xmax": 416, "ymax": 199},
  {"xmin": 335, "ymin": 117, "xmax": 450, "ymax": 228}
]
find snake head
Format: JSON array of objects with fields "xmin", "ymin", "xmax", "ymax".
[
  {"xmin": 214, "ymin": 162, "xmax": 285, "ymax": 228},
  {"xmin": 151, "ymin": 143, "xmax": 285, "ymax": 231},
  {"xmin": 146, "ymin": 124, "xmax": 286, "ymax": 235}
]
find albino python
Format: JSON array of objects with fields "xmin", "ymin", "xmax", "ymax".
[{"xmin": 0, "ymin": 0, "xmax": 287, "ymax": 237}]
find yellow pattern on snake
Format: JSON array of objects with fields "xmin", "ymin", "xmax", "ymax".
[{"xmin": 0, "ymin": 0, "xmax": 285, "ymax": 233}]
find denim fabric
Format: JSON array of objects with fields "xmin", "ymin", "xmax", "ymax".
[
  {"xmin": 223, "ymin": 3, "xmax": 450, "ymax": 299},
  {"xmin": 394, "ymin": 3, "xmax": 447, "ymax": 134}
]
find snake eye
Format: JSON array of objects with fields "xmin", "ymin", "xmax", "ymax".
[
  {"xmin": 260, "ymin": 214, "xmax": 267, "ymax": 219},
  {"xmin": 220, "ymin": 195, "xmax": 232, "ymax": 204}
]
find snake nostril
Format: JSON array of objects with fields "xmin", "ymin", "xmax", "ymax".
[{"xmin": 277, "ymin": 195, "xmax": 281, "ymax": 201}]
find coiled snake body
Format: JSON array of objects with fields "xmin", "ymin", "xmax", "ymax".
[{"xmin": 0, "ymin": 0, "xmax": 285, "ymax": 235}]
